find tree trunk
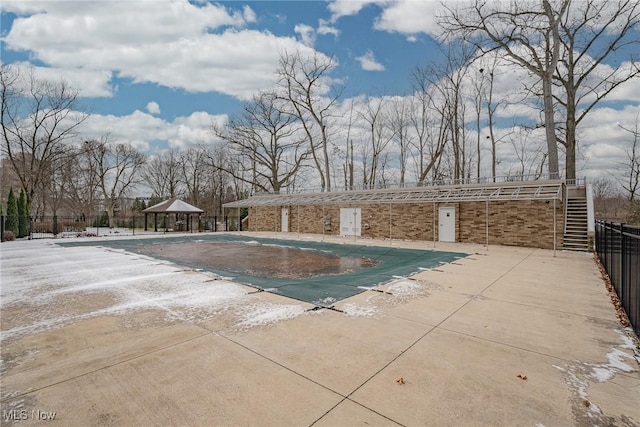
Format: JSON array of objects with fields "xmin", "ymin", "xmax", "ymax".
[{"xmin": 542, "ymin": 76, "xmax": 560, "ymax": 179}]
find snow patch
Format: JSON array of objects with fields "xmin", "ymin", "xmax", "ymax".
[
  {"xmin": 314, "ymin": 296, "xmax": 337, "ymax": 306},
  {"xmin": 387, "ymin": 279, "xmax": 423, "ymax": 298},
  {"xmin": 553, "ymin": 329, "xmax": 638, "ymax": 424},
  {"xmin": 342, "ymin": 303, "xmax": 377, "ymax": 317},
  {"xmin": 0, "ymin": 241, "xmax": 308, "ymax": 341},
  {"xmin": 237, "ymin": 302, "xmax": 305, "ymax": 327}
]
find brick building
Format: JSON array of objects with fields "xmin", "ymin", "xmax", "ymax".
[{"xmin": 223, "ymin": 180, "xmax": 589, "ymax": 251}]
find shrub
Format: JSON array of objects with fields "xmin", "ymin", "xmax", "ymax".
[
  {"xmin": 92, "ymin": 211, "xmax": 109, "ymax": 227},
  {"xmin": 627, "ymin": 200, "xmax": 640, "ymax": 225},
  {"xmin": 18, "ymin": 189, "xmax": 29, "ymax": 238},
  {"xmin": 31, "ymin": 221, "xmax": 53, "ymax": 234},
  {"xmin": 3, "ymin": 230, "xmax": 15, "ymax": 241},
  {"xmin": 6, "ymin": 188, "xmax": 18, "ymax": 235}
]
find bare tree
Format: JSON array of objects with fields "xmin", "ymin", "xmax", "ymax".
[
  {"xmin": 440, "ymin": 0, "xmax": 569, "ymax": 179},
  {"xmin": 356, "ymin": 96, "xmax": 394, "ymax": 188},
  {"xmin": 554, "ymin": 0, "xmax": 640, "ymax": 180},
  {"xmin": 86, "ymin": 137, "xmax": 146, "ymax": 227},
  {"xmin": 591, "ymin": 177, "xmax": 618, "ymax": 199},
  {"xmin": 506, "ymin": 127, "xmax": 548, "ymax": 178},
  {"xmin": 141, "ymin": 149, "xmax": 183, "ymax": 199},
  {"xmin": 41, "ymin": 145, "xmax": 77, "ymax": 216},
  {"xmin": 440, "ymin": 0, "xmax": 640, "ymax": 181},
  {"xmin": 386, "ymin": 97, "xmax": 413, "ymax": 186},
  {"xmin": 590, "ymin": 176, "xmax": 623, "ymax": 221},
  {"xmin": 213, "ymin": 91, "xmax": 310, "ymax": 193},
  {"xmin": 484, "ymin": 56, "xmax": 503, "ymax": 181},
  {"xmin": 201, "ymin": 145, "xmax": 231, "ymax": 216},
  {"xmin": 618, "ymin": 117, "xmax": 640, "ymax": 202},
  {"xmin": 337, "ymin": 99, "xmax": 356, "ymax": 190},
  {"xmin": 179, "ymin": 147, "xmax": 207, "ymax": 207},
  {"xmin": 276, "ymin": 51, "xmax": 342, "ymax": 191},
  {"xmin": 0, "ymin": 65, "xmax": 87, "ymax": 210},
  {"xmin": 411, "ymin": 41, "xmax": 473, "ymax": 183},
  {"xmin": 67, "ymin": 145, "xmax": 100, "ymax": 217},
  {"xmin": 470, "ymin": 66, "xmax": 487, "ymax": 179},
  {"xmin": 408, "ymin": 71, "xmax": 446, "ymax": 183}
]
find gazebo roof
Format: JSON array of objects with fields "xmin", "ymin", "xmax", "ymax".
[{"xmin": 143, "ymin": 198, "xmax": 204, "ymax": 214}]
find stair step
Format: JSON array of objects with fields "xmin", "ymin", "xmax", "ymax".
[
  {"xmin": 563, "ymin": 246, "xmax": 590, "ymax": 252},
  {"xmin": 563, "ymin": 196, "xmax": 590, "ymax": 252},
  {"xmin": 563, "ymin": 233, "xmax": 588, "ymax": 238},
  {"xmin": 563, "ymin": 238, "xmax": 589, "ymax": 244},
  {"xmin": 564, "ymin": 239, "xmax": 589, "ymax": 244}
]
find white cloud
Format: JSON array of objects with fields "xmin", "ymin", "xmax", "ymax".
[
  {"xmin": 294, "ymin": 24, "xmax": 316, "ymax": 47},
  {"xmin": 327, "ymin": 0, "xmax": 444, "ymax": 36},
  {"xmin": 373, "ymin": 1, "xmax": 442, "ymax": 36},
  {"xmin": 78, "ymin": 110, "xmax": 227, "ymax": 153},
  {"xmin": 146, "ymin": 102, "xmax": 161, "ymax": 115},
  {"xmin": 318, "ymin": 19, "xmax": 340, "ymax": 37},
  {"xmin": 327, "ymin": 0, "xmax": 378, "ymax": 22},
  {"xmin": 242, "ymin": 5, "xmax": 257, "ymax": 23},
  {"xmin": 1, "ymin": 1, "xmax": 321, "ymax": 100},
  {"xmin": 7, "ymin": 62, "xmax": 114, "ymax": 98},
  {"xmin": 356, "ymin": 50, "xmax": 385, "ymax": 71}
]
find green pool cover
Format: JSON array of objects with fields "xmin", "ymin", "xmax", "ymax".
[{"xmin": 60, "ymin": 235, "xmax": 467, "ymax": 306}]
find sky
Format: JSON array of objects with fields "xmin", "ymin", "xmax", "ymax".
[{"xmin": 1, "ymin": 0, "xmax": 639, "ymax": 192}]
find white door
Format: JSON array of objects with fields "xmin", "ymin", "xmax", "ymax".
[
  {"xmin": 281, "ymin": 208, "xmax": 289, "ymax": 232},
  {"xmin": 438, "ymin": 207, "xmax": 455, "ymax": 242},
  {"xmin": 340, "ymin": 208, "xmax": 361, "ymax": 236}
]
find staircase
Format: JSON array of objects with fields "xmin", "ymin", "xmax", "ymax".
[{"xmin": 563, "ymin": 193, "xmax": 589, "ymax": 251}]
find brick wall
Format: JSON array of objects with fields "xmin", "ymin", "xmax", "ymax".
[{"xmin": 249, "ymin": 199, "xmax": 564, "ymax": 249}]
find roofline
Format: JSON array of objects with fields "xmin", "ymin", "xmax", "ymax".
[{"xmin": 223, "ymin": 180, "xmax": 565, "ymax": 208}]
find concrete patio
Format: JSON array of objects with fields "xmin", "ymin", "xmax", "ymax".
[{"xmin": 1, "ymin": 232, "xmax": 638, "ymax": 426}]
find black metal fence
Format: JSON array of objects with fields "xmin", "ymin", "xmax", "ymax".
[
  {"xmin": 0, "ymin": 215, "xmax": 241, "ymax": 242},
  {"xmin": 595, "ymin": 220, "xmax": 640, "ymax": 336}
]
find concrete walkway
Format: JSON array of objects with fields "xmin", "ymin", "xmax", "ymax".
[{"xmin": 1, "ymin": 233, "xmax": 638, "ymax": 426}]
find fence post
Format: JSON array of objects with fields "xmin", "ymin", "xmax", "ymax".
[
  {"xmin": 53, "ymin": 215, "xmax": 58, "ymax": 237},
  {"xmin": 1, "ymin": 215, "xmax": 4, "ymax": 242},
  {"xmin": 214, "ymin": 216, "xmax": 217, "ymax": 232},
  {"xmin": 620, "ymin": 223, "xmax": 627, "ymax": 315},
  {"xmin": 605, "ymin": 221, "xmax": 610, "ymax": 272},
  {"xmin": 132, "ymin": 215, "xmax": 135, "ymax": 236}
]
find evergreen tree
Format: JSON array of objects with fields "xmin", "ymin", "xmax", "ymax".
[
  {"xmin": 132, "ymin": 198, "xmax": 147, "ymax": 212},
  {"xmin": 6, "ymin": 188, "xmax": 18, "ymax": 235},
  {"xmin": 18, "ymin": 189, "xmax": 29, "ymax": 238}
]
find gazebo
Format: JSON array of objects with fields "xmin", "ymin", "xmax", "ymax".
[{"xmin": 142, "ymin": 198, "xmax": 204, "ymax": 232}]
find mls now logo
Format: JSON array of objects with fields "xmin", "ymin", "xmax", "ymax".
[{"xmin": 2, "ymin": 410, "xmax": 28, "ymax": 421}]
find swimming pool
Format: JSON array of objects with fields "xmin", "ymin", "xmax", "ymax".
[{"xmin": 59, "ymin": 234, "xmax": 468, "ymax": 306}]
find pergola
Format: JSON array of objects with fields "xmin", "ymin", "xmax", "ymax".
[
  {"xmin": 223, "ymin": 181, "xmax": 564, "ymax": 207},
  {"xmin": 142, "ymin": 198, "xmax": 204, "ymax": 232}
]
